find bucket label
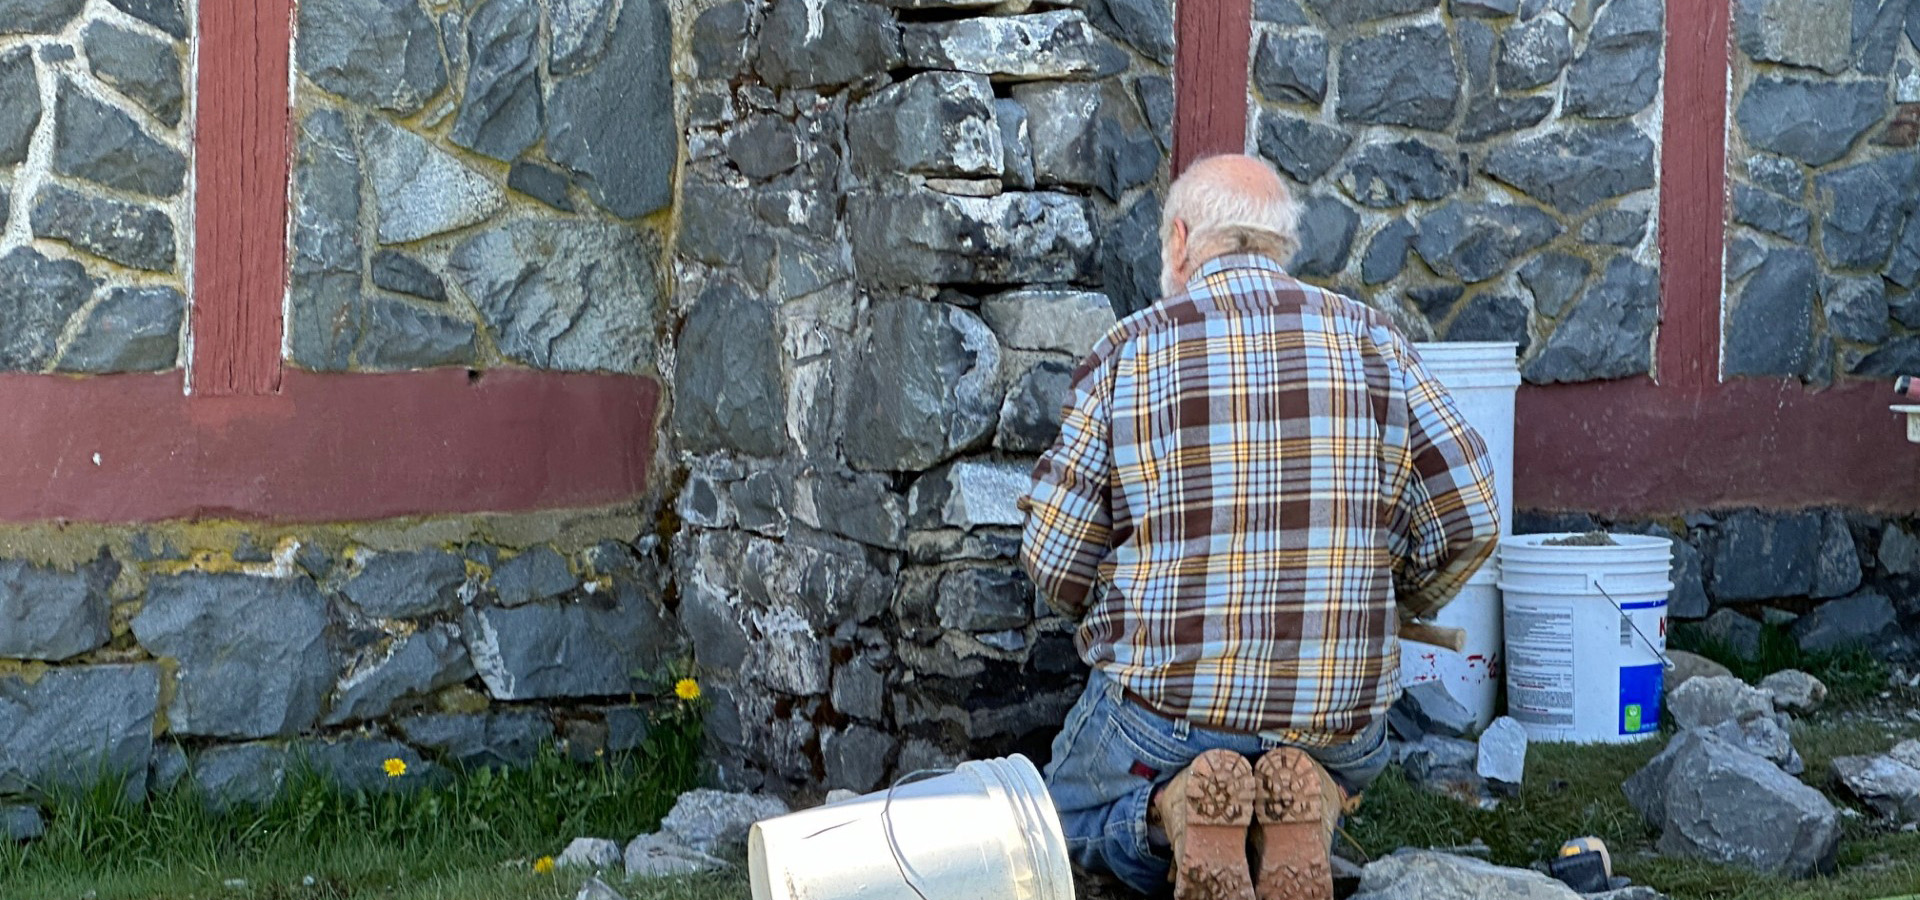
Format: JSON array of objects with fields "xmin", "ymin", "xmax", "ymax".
[
  {"xmin": 1619, "ymin": 663, "xmax": 1663, "ymax": 735},
  {"xmin": 1506, "ymin": 604, "xmax": 1575, "ymax": 729}
]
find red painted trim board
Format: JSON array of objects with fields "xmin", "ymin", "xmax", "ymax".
[
  {"xmin": 191, "ymin": 0, "xmax": 292, "ymax": 396},
  {"xmin": 0, "ymin": 370, "xmax": 661, "ymax": 523},
  {"xmin": 1173, "ymin": 0, "xmax": 1252, "ymax": 175},
  {"xmin": 1654, "ymin": 0, "xmax": 1731, "ymax": 389}
]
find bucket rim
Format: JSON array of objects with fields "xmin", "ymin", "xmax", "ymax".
[
  {"xmin": 1499, "ymin": 532, "xmax": 1673, "ymax": 552},
  {"xmin": 960, "ymin": 755, "xmax": 1076, "ymax": 900}
]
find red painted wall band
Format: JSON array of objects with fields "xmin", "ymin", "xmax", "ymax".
[
  {"xmin": 191, "ymin": 0, "xmax": 292, "ymax": 396},
  {"xmin": 1173, "ymin": 0, "xmax": 1252, "ymax": 176},
  {"xmin": 0, "ymin": 370, "xmax": 660, "ymax": 523}
]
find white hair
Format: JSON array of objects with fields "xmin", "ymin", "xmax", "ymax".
[{"xmin": 1159, "ymin": 157, "xmax": 1301, "ymax": 294}]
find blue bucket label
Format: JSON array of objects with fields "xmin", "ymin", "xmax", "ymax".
[{"xmin": 1619, "ymin": 663, "xmax": 1664, "ymax": 735}]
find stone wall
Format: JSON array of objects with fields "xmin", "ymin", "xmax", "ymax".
[
  {"xmin": 0, "ymin": 514, "xmax": 679, "ymax": 808},
  {"xmin": 1247, "ymin": 0, "xmax": 1665, "ymax": 385},
  {"xmin": 1519, "ymin": 508, "xmax": 1919, "ymax": 664},
  {"xmin": 285, "ymin": 0, "xmax": 674, "ymax": 373},
  {"xmin": 0, "ymin": 0, "xmax": 191, "ymax": 374},
  {"xmin": 1724, "ymin": 0, "xmax": 1920, "ymax": 383},
  {"xmin": 668, "ymin": 0, "xmax": 1172, "ymax": 792}
]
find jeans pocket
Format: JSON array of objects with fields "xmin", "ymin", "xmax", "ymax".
[{"xmin": 1106, "ymin": 699, "xmax": 1197, "ymax": 775}]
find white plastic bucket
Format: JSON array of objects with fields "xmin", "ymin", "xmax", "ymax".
[
  {"xmin": 1499, "ymin": 534, "xmax": 1673, "ymax": 744},
  {"xmin": 1412, "ymin": 342, "xmax": 1520, "ymax": 537},
  {"xmin": 1398, "ymin": 578, "xmax": 1502, "ymax": 731},
  {"xmin": 748, "ymin": 754, "xmax": 1073, "ymax": 900},
  {"xmin": 1402, "ymin": 343, "xmax": 1520, "ymax": 730}
]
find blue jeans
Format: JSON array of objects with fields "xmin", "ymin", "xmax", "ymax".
[{"xmin": 1042, "ymin": 669, "xmax": 1391, "ymax": 896}]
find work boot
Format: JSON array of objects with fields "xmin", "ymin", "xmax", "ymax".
[
  {"xmin": 1249, "ymin": 748, "xmax": 1342, "ymax": 900},
  {"xmin": 1151, "ymin": 749, "xmax": 1256, "ymax": 900}
]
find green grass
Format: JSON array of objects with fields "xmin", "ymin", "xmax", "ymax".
[
  {"xmin": 1670, "ymin": 621, "xmax": 1893, "ymax": 710},
  {"xmin": 0, "ymin": 710, "xmax": 710, "ymax": 900}
]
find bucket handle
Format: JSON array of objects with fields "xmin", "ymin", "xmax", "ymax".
[
  {"xmin": 1595, "ymin": 583, "xmax": 1673, "ymax": 671},
  {"xmin": 880, "ymin": 767, "xmax": 956, "ymax": 900}
]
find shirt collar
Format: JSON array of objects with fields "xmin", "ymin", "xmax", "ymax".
[{"xmin": 1185, "ymin": 253, "xmax": 1290, "ymax": 294}]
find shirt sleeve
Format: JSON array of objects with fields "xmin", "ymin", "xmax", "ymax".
[
  {"xmin": 1389, "ymin": 346, "xmax": 1503, "ymax": 621},
  {"xmin": 1018, "ymin": 356, "xmax": 1115, "ymax": 622}
]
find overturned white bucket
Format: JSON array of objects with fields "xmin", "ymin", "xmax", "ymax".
[
  {"xmin": 748, "ymin": 754, "xmax": 1073, "ymax": 900},
  {"xmin": 1402, "ymin": 343, "xmax": 1520, "ymax": 730},
  {"xmin": 1499, "ymin": 534, "xmax": 1673, "ymax": 744}
]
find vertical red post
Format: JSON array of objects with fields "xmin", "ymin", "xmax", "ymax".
[
  {"xmin": 1654, "ymin": 0, "xmax": 1732, "ymax": 391},
  {"xmin": 191, "ymin": 0, "xmax": 293, "ymax": 396},
  {"xmin": 1173, "ymin": 0, "xmax": 1253, "ymax": 176}
]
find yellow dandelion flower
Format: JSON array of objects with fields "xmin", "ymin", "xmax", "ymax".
[
  {"xmin": 533, "ymin": 856, "xmax": 555, "ymax": 875},
  {"xmin": 675, "ymin": 677, "xmax": 701, "ymax": 701},
  {"xmin": 383, "ymin": 757, "xmax": 408, "ymax": 778}
]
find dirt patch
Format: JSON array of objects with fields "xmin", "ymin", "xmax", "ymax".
[{"xmin": 1541, "ymin": 531, "xmax": 1619, "ymax": 547}]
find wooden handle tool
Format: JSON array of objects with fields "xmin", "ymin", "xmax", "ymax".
[{"xmin": 1400, "ymin": 621, "xmax": 1468, "ymax": 653}]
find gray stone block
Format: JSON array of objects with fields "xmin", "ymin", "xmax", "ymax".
[
  {"xmin": 1736, "ymin": 0, "xmax": 1852, "ymax": 73},
  {"xmin": 463, "ymin": 576, "xmax": 677, "ymax": 701},
  {"xmin": 3, "ymin": 804, "xmax": 43, "ymax": 841},
  {"xmin": 998, "ymin": 360, "xmax": 1074, "ymax": 454},
  {"xmin": 672, "ymin": 280, "xmax": 784, "ymax": 457},
  {"xmin": 1351, "ymin": 850, "xmax": 1578, "ymax": 900},
  {"xmin": 623, "ymin": 833, "xmax": 730, "ymax": 877},
  {"xmin": 1645, "ymin": 731, "xmax": 1839, "ymax": 877},
  {"xmin": 1087, "ymin": 0, "xmax": 1173, "ymax": 64},
  {"xmin": 1415, "ymin": 200, "xmax": 1561, "ymax": 284},
  {"xmin": 1446, "ymin": 294, "xmax": 1530, "ymax": 351},
  {"xmin": 909, "ymin": 462, "xmax": 1030, "ymax": 532},
  {"xmin": 150, "ymin": 741, "xmax": 188, "ymax": 794},
  {"xmin": 1256, "ymin": 0, "xmax": 1311, "ymax": 24},
  {"xmin": 661, "ymin": 789, "xmax": 790, "ymax": 855},
  {"xmin": 1790, "ymin": 591, "xmax": 1905, "ymax": 655},
  {"xmin": 1814, "ymin": 510, "xmax": 1863, "ymax": 599},
  {"xmin": 356, "ymin": 296, "xmax": 479, "ymax": 370},
  {"xmin": 451, "ymin": 0, "xmax": 542, "ymax": 161},
  {"xmin": 0, "ymin": 0, "xmax": 84, "ymax": 34},
  {"xmin": 1710, "ymin": 509, "xmax": 1824, "ymax": 601},
  {"xmin": 995, "ymin": 99, "xmax": 1037, "ymax": 190},
  {"xmin": 296, "ymin": 0, "xmax": 447, "ymax": 114},
  {"xmin": 1854, "ymin": 0, "xmax": 1907, "ymax": 75},
  {"xmin": 1564, "ymin": 0, "xmax": 1664, "ymax": 118},
  {"xmin": 1731, "ymin": 184, "xmax": 1810, "ymax": 242},
  {"xmin": 1695, "ymin": 608, "xmax": 1765, "ymax": 663},
  {"xmin": 1725, "ymin": 248, "xmax": 1816, "ymax": 378},
  {"xmin": 547, "ymin": 0, "xmax": 675, "ymax": 218},
  {"xmin": 344, "ymin": 550, "xmax": 467, "ymax": 618},
  {"xmin": 795, "ymin": 468, "xmax": 908, "ymax": 550},
  {"xmin": 1362, "ymin": 219, "xmax": 1414, "ymax": 286},
  {"xmin": 1518, "ymin": 252, "xmax": 1591, "ymax": 318},
  {"xmin": 1476, "ymin": 716, "xmax": 1528, "ymax": 786},
  {"xmin": 558, "ymin": 838, "xmax": 623, "ymax": 871},
  {"xmin": 1399, "ymin": 681, "xmax": 1476, "ymax": 738},
  {"xmin": 1497, "ymin": 17, "xmax": 1572, "ymax": 91},
  {"xmin": 1483, "ymin": 123, "xmax": 1656, "ymax": 214},
  {"xmin": 547, "ymin": 0, "xmax": 615, "ymax": 74},
  {"xmin": 1851, "ymin": 335, "xmax": 1920, "ymax": 378},
  {"xmin": 134, "ymin": 574, "xmax": 334, "ymax": 739},
  {"xmin": 1747, "ymin": 155, "xmax": 1807, "ymax": 198},
  {"xmin": 505, "ymin": 161, "xmax": 575, "ymax": 212},
  {"xmin": 723, "ymin": 115, "xmax": 800, "ymax": 181},
  {"xmin": 691, "ymin": 1, "xmax": 748, "ymax": 78},
  {"xmin": 396, "ymin": 710, "xmax": 553, "ymax": 769},
  {"xmin": 1460, "ymin": 95, "xmax": 1554, "ymax": 143},
  {"xmin": 1254, "ymin": 32, "xmax": 1328, "ymax": 106},
  {"xmin": 106, "ymin": 0, "xmax": 187, "ymax": 38},
  {"xmin": 1832, "ymin": 743, "xmax": 1920, "ymax": 823},
  {"xmin": 0, "ymin": 664, "xmax": 159, "ymax": 800},
  {"xmin": 1337, "ymin": 25, "xmax": 1460, "ymax": 130},
  {"xmin": 1705, "ymin": 713, "xmax": 1803, "ymax": 775},
  {"xmin": 1255, "ymin": 111, "xmax": 1353, "ymax": 184},
  {"xmin": 936, "ymin": 566, "xmax": 1034, "ymax": 632},
  {"xmin": 851, "ymin": 73, "xmax": 1002, "ymax": 179},
  {"xmin": 1665, "ymin": 650, "xmax": 1732, "ymax": 694},
  {"xmin": 325, "ymin": 624, "xmax": 475, "ymax": 725},
  {"xmin": 1816, "ymin": 154, "xmax": 1920, "ymax": 271},
  {"xmin": 1303, "ymin": 0, "xmax": 1440, "ymax": 27},
  {"xmin": 823, "ymin": 725, "xmax": 897, "ymax": 793},
  {"xmin": 903, "ymin": 11, "xmax": 1127, "ymax": 82},
  {"xmin": 1522, "ymin": 256, "xmax": 1658, "ymax": 383},
  {"xmin": 756, "ymin": 0, "xmax": 901, "ymax": 90},
  {"xmin": 53, "ymin": 81, "xmax": 185, "ymax": 198},
  {"xmin": 1454, "ymin": 0, "xmax": 1520, "ymax": 16},
  {"xmin": 0, "ymin": 555, "xmax": 115, "ymax": 661},
  {"xmin": 363, "ymin": 119, "xmax": 503, "ymax": 245},
  {"xmin": 1339, "ymin": 139, "xmax": 1459, "ymax": 209},
  {"xmin": 83, "ymin": 22, "xmax": 183, "ymax": 127},
  {"xmin": 287, "ymin": 109, "xmax": 362, "ymax": 372},
  {"xmin": 492, "ymin": 547, "xmax": 574, "ymax": 607},
  {"xmin": 1669, "ymin": 674, "xmax": 1774, "ymax": 731},
  {"xmin": 1292, "ymin": 194, "xmax": 1360, "ymax": 280},
  {"xmin": 849, "ymin": 186, "xmax": 1092, "ymax": 289},
  {"xmin": 295, "ymin": 737, "xmax": 448, "ymax": 793},
  {"xmin": 1758, "ymin": 669, "xmax": 1827, "ymax": 716},
  {"xmin": 0, "ymin": 47, "xmax": 34, "ymax": 168},
  {"xmin": 31, "ymin": 184, "xmax": 174, "ymax": 272},
  {"xmin": 448, "ymin": 218, "xmax": 662, "ymax": 373},
  {"xmin": 833, "ymin": 658, "xmax": 889, "ymax": 723},
  {"xmin": 370, "ymin": 251, "xmax": 448, "ymax": 304},
  {"xmin": 1100, "ymin": 192, "xmax": 1164, "ymax": 317},
  {"xmin": 55, "ymin": 286, "xmax": 182, "ymax": 374},
  {"xmin": 1737, "ymin": 77, "xmax": 1887, "ymax": 166},
  {"xmin": 1882, "ymin": 525, "xmax": 1920, "ymax": 574},
  {"xmin": 192, "ymin": 743, "xmax": 287, "ymax": 812}
]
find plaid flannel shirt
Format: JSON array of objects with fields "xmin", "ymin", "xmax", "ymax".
[{"xmin": 1019, "ymin": 254, "xmax": 1501, "ymax": 743}]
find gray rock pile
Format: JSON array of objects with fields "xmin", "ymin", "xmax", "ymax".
[
  {"xmin": 1623, "ymin": 671, "xmax": 1840, "ymax": 878},
  {"xmin": 1387, "ymin": 682, "xmax": 1527, "ymax": 807},
  {"xmin": 550, "ymin": 787, "xmax": 790, "ymax": 882}
]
